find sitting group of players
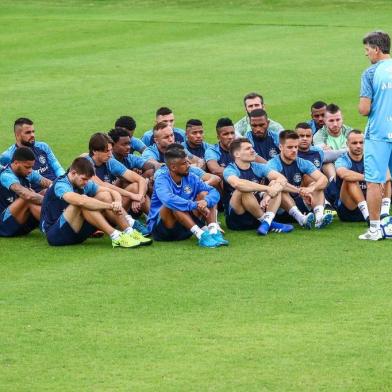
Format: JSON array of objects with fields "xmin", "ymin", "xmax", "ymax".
[{"xmin": 1, "ymin": 92, "xmax": 390, "ymax": 248}]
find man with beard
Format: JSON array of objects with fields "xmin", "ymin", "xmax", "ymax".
[
  {"xmin": 0, "ymin": 118, "xmax": 64, "ymax": 191},
  {"xmin": 307, "ymin": 101, "xmax": 327, "ymax": 135},
  {"xmin": 245, "ymin": 109, "xmax": 280, "ymax": 162},
  {"xmin": 234, "ymin": 92, "xmax": 284, "ymax": 137},
  {"xmin": 335, "ymin": 130, "xmax": 391, "ymax": 223}
]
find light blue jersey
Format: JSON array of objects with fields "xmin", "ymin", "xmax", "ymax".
[
  {"xmin": 130, "ymin": 137, "xmax": 146, "ymax": 154},
  {"xmin": 360, "ymin": 58, "xmax": 392, "ymax": 141}
]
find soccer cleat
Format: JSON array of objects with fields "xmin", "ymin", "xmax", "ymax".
[
  {"xmin": 358, "ymin": 228, "xmax": 383, "ymax": 241},
  {"xmin": 324, "ymin": 205, "xmax": 337, "ymax": 217},
  {"xmin": 210, "ymin": 230, "xmax": 229, "ymax": 246},
  {"xmin": 112, "ymin": 232, "xmax": 140, "ymax": 248},
  {"xmin": 302, "ymin": 212, "xmax": 315, "ymax": 229},
  {"xmin": 257, "ymin": 220, "xmax": 270, "ymax": 236},
  {"xmin": 198, "ymin": 231, "xmax": 220, "ymax": 248},
  {"xmin": 128, "ymin": 230, "xmax": 153, "ymax": 246},
  {"xmin": 133, "ymin": 219, "xmax": 150, "ymax": 236},
  {"xmin": 315, "ymin": 212, "xmax": 333, "ymax": 229},
  {"xmin": 269, "ymin": 221, "xmax": 294, "ymax": 233}
]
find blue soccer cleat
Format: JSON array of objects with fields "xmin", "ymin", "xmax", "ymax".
[
  {"xmin": 210, "ymin": 230, "xmax": 229, "ymax": 246},
  {"xmin": 257, "ymin": 220, "xmax": 270, "ymax": 236},
  {"xmin": 269, "ymin": 220, "xmax": 294, "ymax": 233},
  {"xmin": 198, "ymin": 231, "xmax": 220, "ymax": 248},
  {"xmin": 302, "ymin": 212, "xmax": 315, "ymax": 229},
  {"xmin": 315, "ymin": 212, "xmax": 333, "ymax": 229},
  {"xmin": 133, "ymin": 219, "xmax": 150, "ymax": 236}
]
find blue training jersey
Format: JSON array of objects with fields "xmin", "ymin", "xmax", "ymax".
[
  {"xmin": 130, "ymin": 137, "xmax": 147, "ymax": 154},
  {"xmin": 245, "ymin": 130, "xmax": 280, "ymax": 161},
  {"xmin": 85, "ymin": 156, "xmax": 127, "ymax": 183},
  {"xmin": 335, "ymin": 152, "xmax": 366, "ymax": 195},
  {"xmin": 141, "ymin": 128, "xmax": 186, "ymax": 147},
  {"xmin": 182, "ymin": 140, "xmax": 211, "ymax": 159},
  {"xmin": 40, "ymin": 174, "xmax": 99, "ymax": 232},
  {"xmin": 267, "ymin": 155, "xmax": 317, "ymax": 196},
  {"xmin": 0, "ymin": 142, "xmax": 64, "ymax": 191},
  {"xmin": 0, "ymin": 165, "xmax": 43, "ymax": 211},
  {"xmin": 222, "ymin": 162, "xmax": 271, "ymax": 209},
  {"xmin": 114, "ymin": 153, "xmax": 147, "ymax": 170},
  {"xmin": 147, "ymin": 170, "xmax": 220, "ymax": 231},
  {"xmin": 297, "ymin": 146, "xmax": 325, "ymax": 169},
  {"xmin": 360, "ymin": 58, "xmax": 392, "ymax": 141},
  {"xmin": 205, "ymin": 143, "xmax": 233, "ymax": 168}
]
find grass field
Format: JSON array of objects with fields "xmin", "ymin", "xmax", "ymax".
[{"xmin": 1, "ymin": 1, "xmax": 392, "ymax": 390}]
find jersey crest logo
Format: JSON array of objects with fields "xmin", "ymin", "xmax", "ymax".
[
  {"xmin": 314, "ymin": 159, "xmax": 320, "ymax": 168},
  {"xmin": 269, "ymin": 148, "xmax": 278, "ymax": 157},
  {"xmin": 184, "ymin": 185, "xmax": 192, "ymax": 194},
  {"xmin": 293, "ymin": 173, "xmax": 302, "ymax": 184},
  {"xmin": 38, "ymin": 155, "xmax": 46, "ymax": 164},
  {"xmin": 7, "ymin": 196, "xmax": 14, "ymax": 203},
  {"xmin": 104, "ymin": 175, "xmax": 110, "ymax": 183}
]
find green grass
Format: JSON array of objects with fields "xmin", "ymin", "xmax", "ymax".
[{"xmin": 1, "ymin": 1, "xmax": 392, "ymax": 390}]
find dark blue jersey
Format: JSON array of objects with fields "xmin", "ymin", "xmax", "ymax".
[
  {"xmin": 85, "ymin": 156, "xmax": 127, "ymax": 183},
  {"xmin": 182, "ymin": 141, "xmax": 211, "ymax": 159},
  {"xmin": 335, "ymin": 152, "xmax": 366, "ymax": 194},
  {"xmin": 0, "ymin": 165, "xmax": 42, "ymax": 211},
  {"xmin": 245, "ymin": 130, "xmax": 280, "ymax": 161},
  {"xmin": 40, "ymin": 174, "xmax": 98, "ymax": 232},
  {"xmin": 205, "ymin": 143, "xmax": 233, "ymax": 168},
  {"xmin": 297, "ymin": 146, "xmax": 325, "ymax": 169}
]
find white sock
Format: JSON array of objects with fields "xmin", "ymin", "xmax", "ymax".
[
  {"xmin": 381, "ymin": 198, "xmax": 391, "ymax": 216},
  {"xmin": 262, "ymin": 211, "xmax": 275, "ymax": 226},
  {"xmin": 190, "ymin": 225, "xmax": 204, "ymax": 239},
  {"xmin": 125, "ymin": 214, "xmax": 135, "ymax": 227},
  {"xmin": 358, "ymin": 201, "xmax": 369, "ymax": 220},
  {"xmin": 369, "ymin": 220, "xmax": 380, "ymax": 232},
  {"xmin": 208, "ymin": 223, "xmax": 219, "ymax": 235},
  {"xmin": 314, "ymin": 205, "xmax": 324, "ymax": 222},
  {"xmin": 289, "ymin": 206, "xmax": 305, "ymax": 225},
  {"xmin": 124, "ymin": 227, "xmax": 134, "ymax": 235},
  {"xmin": 110, "ymin": 230, "xmax": 122, "ymax": 240}
]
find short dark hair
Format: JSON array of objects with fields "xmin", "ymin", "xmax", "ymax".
[
  {"xmin": 295, "ymin": 122, "xmax": 312, "ymax": 130},
  {"xmin": 248, "ymin": 109, "xmax": 268, "ymax": 119},
  {"xmin": 279, "ymin": 130, "xmax": 299, "ymax": 144},
  {"xmin": 166, "ymin": 143, "xmax": 185, "ymax": 152},
  {"xmin": 229, "ymin": 138, "xmax": 252, "ymax": 156},
  {"xmin": 156, "ymin": 107, "xmax": 172, "ymax": 117},
  {"xmin": 89, "ymin": 132, "xmax": 113, "ymax": 156},
  {"xmin": 311, "ymin": 101, "xmax": 327, "ymax": 110},
  {"xmin": 108, "ymin": 127, "xmax": 131, "ymax": 143},
  {"xmin": 347, "ymin": 129, "xmax": 363, "ymax": 138},
  {"xmin": 326, "ymin": 103, "xmax": 340, "ymax": 114},
  {"xmin": 14, "ymin": 117, "xmax": 33, "ymax": 132},
  {"xmin": 186, "ymin": 119, "xmax": 203, "ymax": 129},
  {"xmin": 216, "ymin": 117, "xmax": 234, "ymax": 132},
  {"xmin": 164, "ymin": 145, "xmax": 186, "ymax": 165},
  {"xmin": 363, "ymin": 31, "xmax": 391, "ymax": 54},
  {"xmin": 243, "ymin": 92, "xmax": 263, "ymax": 106},
  {"xmin": 12, "ymin": 147, "xmax": 35, "ymax": 162},
  {"xmin": 114, "ymin": 116, "xmax": 136, "ymax": 132},
  {"xmin": 70, "ymin": 157, "xmax": 95, "ymax": 177}
]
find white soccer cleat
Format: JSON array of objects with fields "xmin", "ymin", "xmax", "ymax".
[{"xmin": 358, "ymin": 229, "xmax": 383, "ymax": 241}]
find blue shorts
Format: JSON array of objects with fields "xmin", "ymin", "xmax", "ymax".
[
  {"xmin": 364, "ymin": 139, "xmax": 392, "ymax": 183},
  {"xmin": 152, "ymin": 214, "xmax": 205, "ymax": 241},
  {"xmin": 335, "ymin": 199, "xmax": 364, "ymax": 222},
  {"xmin": 225, "ymin": 205, "xmax": 259, "ymax": 231},
  {"xmin": 0, "ymin": 208, "xmax": 38, "ymax": 237},
  {"xmin": 45, "ymin": 214, "xmax": 97, "ymax": 246}
]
